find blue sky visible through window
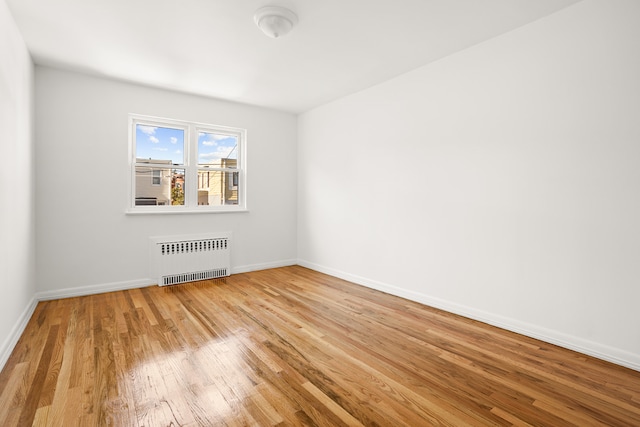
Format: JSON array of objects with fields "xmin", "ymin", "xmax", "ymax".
[
  {"xmin": 135, "ymin": 124, "xmax": 237, "ymax": 165},
  {"xmin": 136, "ymin": 125, "xmax": 184, "ymax": 164},
  {"xmin": 198, "ymin": 132, "xmax": 238, "ymax": 166}
]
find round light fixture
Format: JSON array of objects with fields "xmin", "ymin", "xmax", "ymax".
[{"xmin": 254, "ymin": 6, "xmax": 298, "ymax": 38}]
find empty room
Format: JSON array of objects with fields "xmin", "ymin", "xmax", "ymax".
[{"xmin": 1, "ymin": 0, "xmax": 639, "ymax": 425}]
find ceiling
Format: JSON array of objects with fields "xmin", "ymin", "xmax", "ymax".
[{"xmin": 6, "ymin": 0, "xmax": 580, "ymax": 113}]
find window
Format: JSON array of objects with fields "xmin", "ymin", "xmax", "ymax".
[{"xmin": 128, "ymin": 114, "xmax": 246, "ymax": 213}]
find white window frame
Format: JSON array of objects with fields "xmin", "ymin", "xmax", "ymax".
[{"xmin": 127, "ymin": 114, "xmax": 247, "ymax": 214}]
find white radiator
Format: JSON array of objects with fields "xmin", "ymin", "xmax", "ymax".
[{"xmin": 149, "ymin": 232, "xmax": 231, "ymax": 286}]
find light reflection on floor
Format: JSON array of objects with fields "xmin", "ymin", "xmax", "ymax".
[{"xmin": 123, "ymin": 332, "xmax": 255, "ymax": 424}]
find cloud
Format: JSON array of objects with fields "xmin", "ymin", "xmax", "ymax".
[
  {"xmin": 153, "ymin": 147, "xmax": 168, "ymax": 151},
  {"xmin": 149, "ymin": 136, "xmax": 160, "ymax": 143},
  {"xmin": 199, "ymin": 152, "xmax": 220, "ymax": 159},
  {"xmin": 201, "ymin": 134, "xmax": 236, "ymax": 146},
  {"xmin": 199, "ymin": 145, "xmax": 236, "ymax": 161},
  {"xmin": 138, "ymin": 125, "xmax": 157, "ymax": 135},
  {"xmin": 170, "ymin": 137, "xmax": 178, "ymax": 144}
]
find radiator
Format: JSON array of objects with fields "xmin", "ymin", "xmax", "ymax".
[{"xmin": 149, "ymin": 232, "xmax": 231, "ymax": 286}]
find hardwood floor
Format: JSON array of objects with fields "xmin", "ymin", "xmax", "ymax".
[{"xmin": 1, "ymin": 266, "xmax": 639, "ymax": 426}]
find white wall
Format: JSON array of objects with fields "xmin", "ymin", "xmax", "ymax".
[
  {"xmin": 0, "ymin": 0, "xmax": 36, "ymax": 367},
  {"xmin": 35, "ymin": 67, "xmax": 297, "ymax": 296},
  {"xmin": 298, "ymin": 0, "xmax": 640, "ymax": 370}
]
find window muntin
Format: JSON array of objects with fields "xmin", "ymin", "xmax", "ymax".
[{"xmin": 129, "ymin": 115, "xmax": 245, "ymax": 212}]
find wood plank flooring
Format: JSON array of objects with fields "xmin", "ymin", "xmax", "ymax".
[{"xmin": 1, "ymin": 266, "xmax": 639, "ymax": 426}]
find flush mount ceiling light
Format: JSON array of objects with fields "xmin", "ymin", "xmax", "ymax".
[{"xmin": 254, "ymin": 6, "xmax": 298, "ymax": 38}]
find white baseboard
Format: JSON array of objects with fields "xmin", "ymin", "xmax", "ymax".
[
  {"xmin": 0, "ymin": 297, "xmax": 38, "ymax": 372},
  {"xmin": 232, "ymin": 259, "xmax": 297, "ymax": 274},
  {"xmin": 36, "ymin": 278, "xmax": 155, "ymax": 301},
  {"xmin": 298, "ymin": 259, "xmax": 640, "ymax": 372}
]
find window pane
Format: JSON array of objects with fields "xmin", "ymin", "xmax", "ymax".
[
  {"xmin": 136, "ymin": 124, "xmax": 184, "ymax": 165},
  {"xmin": 135, "ymin": 167, "xmax": 185, "ymax": 206},
  {"xmin": 197, "ymin": 170, "xmax": 239, "ymax": 206},
  {"xmin": 198, "ymin": 132, "xmax": 238, "ymax": 168}
]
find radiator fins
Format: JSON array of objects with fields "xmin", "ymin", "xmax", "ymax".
[{"xmin": 161, "ymin": 268, "xmax": 228, "ymax": 286}]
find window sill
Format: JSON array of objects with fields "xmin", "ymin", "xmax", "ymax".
[{"xmin": 125, "ymin": 207, "xmax": 249, "ymax": 215}]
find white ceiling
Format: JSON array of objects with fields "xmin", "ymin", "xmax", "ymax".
[{"xmin": 7, "ymin": 0, "xmax": 580, "ymax": 113}]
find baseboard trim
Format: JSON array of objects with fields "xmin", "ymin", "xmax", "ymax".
[
  {"xmin": 297, "ymin": 259, "xmax": 640, "ymax": 372},
  {"xmin": 36, "ymin": 278, "xmax": 155, "ymax": 301},
  {"xmin": 232, "ymin": 259, "xmax": 297, "ymax": 275},
  {"xmin": 0, "ymin": 297, "xmax": 38, "ymax": 372}
]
